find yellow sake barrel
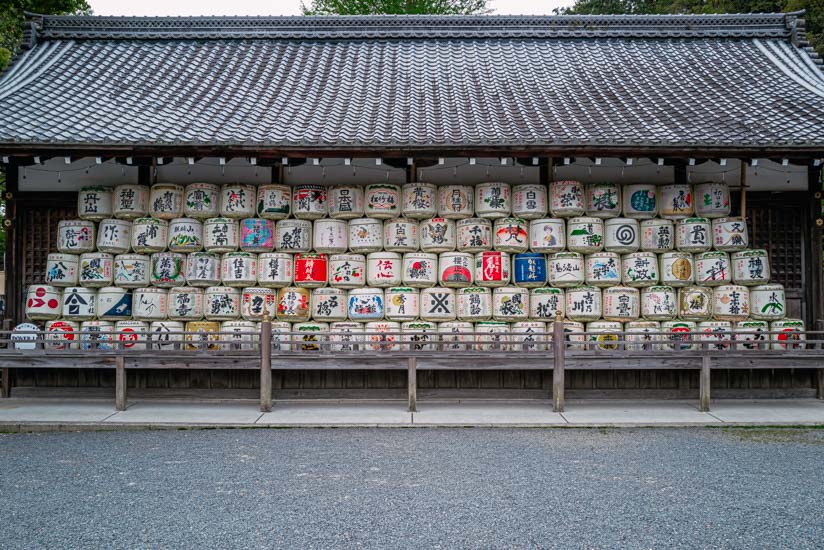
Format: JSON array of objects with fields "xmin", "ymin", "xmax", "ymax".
[
  {"xmin": 276, "ymin": 287, "xmax": 311, "ymax": 322},
  {"xmin": 678, "ymin": 286, "xmax": 713, "ymax": 321},
  {"xmin": 185, "ymin": 321, "xmax": 221, "ymax": 351},
  {"xmin": 585, "ymin": 321, "xmax": 623, "ymax": 351}
]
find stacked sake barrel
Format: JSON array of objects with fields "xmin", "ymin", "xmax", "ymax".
[{"xmin": 24, "ymin": 180, "xmax": 803, "ymax": 352}]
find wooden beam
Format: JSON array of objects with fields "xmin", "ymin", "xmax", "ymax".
[
  {"xmin": 407, "ymin": 357, "xmax": 417, "ymax": 412},
  {"xmin": 552, "ymin": 312, "xmax": 565, "ymax": 412}
]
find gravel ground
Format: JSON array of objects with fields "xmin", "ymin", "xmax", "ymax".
[{"xmin": 1, "ymin": 428, "xmax": 823, "ymax": 549}]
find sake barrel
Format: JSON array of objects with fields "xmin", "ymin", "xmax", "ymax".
[
  {"xmin": 133, "ymin": 287, "xmax": 168, "ymax": 321},
  {"xmin": 275, "ymin": 219, "xmax": 312, "ymax": 252},
  {"xmin": 475, "ymin": 182, "xmax": 511, "ymax": 218},
  {"xmin": 511, "ymin": 321, "xmax": 546, "ymax": 351},
  {"xmin": 603, "ymin": 286, "xmax": 640, "ymax": 322},
  {"xmin": 694, "ymin": 251, "xmax": 731, "ymax": 286},
  {"xmin": 548, "ymin": 252, "xmax": 585, "ymax": 288},
  {"xmin": 385, "ymin": 287, "xmax": 420, "ymax": 322},
  {"xmin": 585, "ymin": 252, "xmax": 621, "ymax": 287},
  {"xmin": 79, "ymin": 252, "xmax": 114, "ymax": 288},
  {"xmin": 97, "ymin": 219, "xmax": 132, "ymax": 254},
  {"xmin": 149, "ymin": 184, "xmax": 184, "ymax": 219},
  {"xmin": 439, "ymin": 321, "xmax": 474, "ymax": 351},
  {"xmin": 276, "ymin": 287, "xmax": 311, "ymax": 322},
  {"xmin": 622, "ymin": 184, "xmax": 658, "ymax": 219},
  {"xmin": 678, "ymin": 286, "xmax": 713, "ymax": 321},
  {"xmin": 771, "ymin": 319, "xmax": 805, "ymax": 350},
  {"xmin": 401, "ymin": 252, "xmax": 438, "ymax": 288},
  {"xmin": 625, "ymin": 320, "xmax": 661, "ymax": 351},
  {"xmin": 402, "ymin": 321, "xmax": 438, "ymax": 351},
  {"xmin": 46, "ymin": 253, "xmax": 79, "ymax": 287},
  {"xmin": 493, "ymin": 217, "xmax": 529, "ymax": 253},
  {"xmin": 310, "ymin": 287, "xmax": 347, "ymax": 322},
  {"xmin": 256, "ymin": 184, "xmax": 292, "ymax": 220},
  {"xmin": 57, "ymin": 220, "xmax": 96, "ymax": 254},
  {"xmin": 25, "ymin": 284, "xmax": 61, "ymax": 320},
  {"xmin": 492, "ymin": 287, "xmax": 528, "ymax": 322},
  {"xmin": 328, "ymin": 254, "xmax": 366, "ymax": 289},
  {"xmin": 420, "ymin": 218, "xmax": 457, "ymax": 253},
  {"xmin": 553, "ymin": 320, "xmax": 586, "ymax": 350},
  {"xmin": 204, "ymin": 217, "xmax": 240, "ymax": 252},
  {"xmin": 167, "ymin": 218, "xmax": 203, "ymax": 253},
  {"xmin": 512, "ymin": 184, "xmax": 548, "ymax": 220},
  {"xmin": 150, "ymin": 252, "xmax": 185, "ymax": 287},
  {"xmin": 474, "ymin": 251, "xmax": 510, "ymax": 288},
  {"xmin": 438, "ymin": 252, "xmax": 473, "ymax": 287},
  {"xmin": 641, "ymin": 285, "xmax": 677, "ymax": 320},
  {"xmin": 586, "ymin": 183, "xmax": 621, "ymax": 218},
  {"xmin": 61, "ymin": 287, "xmax": 97, "ymax": 320},
  {"xmin": 383, "ymin": 218, "xmax": 419, "ymax": 253},
  {"xmin": 529, "ymin": 218, "xmax": 566, "ymax": 253},
  {"xmin": 96, "ymin": 286, "xmax": 132, "ymax": 320},
  {"xmin": 268, "ymin": 321, "xmax": 293, "ymax": 352},
  {"xmin": 78, "ymin": 186, "xmax": 113, "ymax": 221},
  {"xmin": 329, "ymin": 321, "xmax": 364, "ymax": 352},
  {"xmin": 712, "ymin": 217, "xmax": 748, "ymax": 251},
  {"xmin": 219, "ymin": 184, "xmax": 256, "ymax": 219},
  {"xmin": 585, "ymin": 321, "xmax": 623, "ymax": 351},
  {"xmin": 420, "ymin": 287, "xmax": 457, "ymax": 322},
  {"xmin": 221, "ymin": 321, "xmax": 258, "ymax": 351},
  {"xmin": 184, "ymin": 252, "xmax": 221, "ymax": 287},
  {"xmin": 149, "ymin": 320, "xmax": 185, "ymax": 350},
  {"xmin": 183, "ymin": 183, "xmax": 220, "ymax": 219},
  {"xmin": 328, "ymin": 185, "xmax": 364, "ymax": 219},
  {"xmin": 401, "ymin": 182, "xmax": 437, "ymax": 219},
  {"xmin": 45, "ymin": 319, "xmax": 79, "ymax": 350},
  {"xmin": 621, "ymin": 251, "xmax": 659, "ymax": 288},
  {"xmin": 694, "ymin": 182, "xmax": 731, "ymax": 219},
  {"xmin": 347, "ymin": 288, "xmax": 385, "ymax": 321},
  {"xmin": 367, "ymin": 252, "xmax": 402, "ymax": 287},
  {"xmin": 80, "ymin": 320, "xmax": 115, "ymax": 350},
  {"xmin": 675, "ymin": 217, "xmax": 711, "ymax": 253},
  {"xmin": 168, "ymin": 287, "xmax": 204, "ymax": 321},
  {"xmin": 437, "ymin": 185, "xmax": 473, "ymax": 219},
  {"xmin": 698, "ymin": 320, "xmax": 733, "ymax": 350},
  {"xmin": 640, "ymin": 219, "xmax": 674, "ymax": 252},
  {"xmin": 659, "ymin": 184, "xmax": 694, "ymax": 219},
  {"xmin": 313, "ymin": 219, "xmax": 348, "ymax": 254},
  {"xmin": 364, "ymin": 184, "xmax": 401, "ymax": 219},
  {"xmin": 732, "ymin": 249, "xmax": 770, "ymax": 286},
  {"xmin": 131, "ymin": 217, "xmax": 168, "ymax": 253},
  {"xmin": 512, "ymin": 253, "xmax": 546, "ymax": 288},
  {"xmin": 364, "ymin": 321, "xmax": 401, "ymax": 351},
  {"xmin": 239, "ymin": 218, "xmax": 275, "ymax": 253},
  {"xmin": 662, "ymin": 320, "xmax": 697, "ymax": 350},
  {"xmin": 566, "ymin": 217, "xmax": 604, "ymax": 253},
  {"xmin": 292, "ymin": 184, "xmax": 328, "ymax": 220},
  {"xmin": 184, "ymin": 321, "xmax": 221, "ymax": 351},
  {"xmin": 549, "ymin": 180, "xmax": 585, "ymax": 218},
  {"xmin": 529, "ymin": 287, "xmax": 565, "ymax": 320},
  {"xmin": 475, "ymin": 321, "xmax": 511, "ymax": 352},
  {"xmin": 348, "ymin": 218, "xmax": 383, "ymax": 253},
  {"xmin": 114, "ymin": 320, "xmax": 149, "ymax": 350},
  {"xmin": 712, "ymin": 285, "xmax": 750, "ymax": 321},
  {"xmin": 113, "ymin": 184, "xmax": 149, "ymax": 220},
  {"xmin": 457, "ymin": 218, "xmax": 493, "ymax": 252},
  {"xmin": 293, "ymin": 253, "xmax": 328, "ymax": 288},
  {"xmin": 659, "ymin": 252, "xmax": 694, "ymax": 287},
  {"xmin": 750, "ymin": 284, "xmax": 786, "ymax": 321},
  {"xmin": 735, "ymin": 320, "xmax": 770, "ymax": 350},
  {"xmin": 457, "ymin": 287, "xmax": 492, "ymax": 322},
  {"xmin": 221, "ymin": 252, "xmax": 258, "ymax": 287},
  {"xmin": 604, "ymin": 218, "xmax": 640, "ymax": 253},
  {"xmin": 240, "ymin": 287, "xmax": 276, "ymax": 321},
  {"xmin": 204, "ymin": 286, "xmax": 241, "ymax": 321}
]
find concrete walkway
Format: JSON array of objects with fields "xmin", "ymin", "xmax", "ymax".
[{"xmin": 2, "ymin": 398, "xmax": 824, "ymax": 430}]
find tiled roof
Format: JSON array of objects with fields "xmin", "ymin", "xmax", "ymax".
[{"xmin": 1, "ymin": 13, "xmax": 823, "ymax": 153}]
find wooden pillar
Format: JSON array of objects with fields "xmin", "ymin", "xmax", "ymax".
[
  {"xmin": 699, "ymin": 354, "xmax": 711, "ymax": 412},
  {"xmin": 407, "ymin": 357, "xmax": 417, "ymax": 412},
  {"xmin": 740, "ymin": 160, "xmax": 748, "ymax": 217},
  {"xmin": 259, "ymin": 314, "xmax": 272, "ymax": 412},
  {"xmin": 552, "ymin": 311, "xmax": 565, "ymax": 412},
  {"xmin": 115, "ymin": 356, "xmax": 127, "ymax": 411},
  {"xmin": 406, "ymin": 162, "xmax": 416, "ymax": 184},
  {"xmin": 1, "ymin": 319, "xmax": 9, "ymax": 398},
  {"xmin": 807, "ymin": 165, "xmax": 823, "ymax": 331},
  {"xmin": 817, "ymin": 369, "xmax": 824, "ymax": 400},
  {"xmin": 539, "ymin": 158, "xmax": 553, "ymax": 185}
]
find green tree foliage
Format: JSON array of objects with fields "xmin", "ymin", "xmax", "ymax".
[{"xmin": 302, "ymin": 0, "xmax": 489, "ymax": 15}]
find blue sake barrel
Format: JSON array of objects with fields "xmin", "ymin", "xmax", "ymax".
[{"xmin": 512, "ymin": 253, "xmax": 547, "ymax": 288}]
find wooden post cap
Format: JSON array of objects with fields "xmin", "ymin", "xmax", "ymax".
[
  {"xmin": 262, "ymin": 311, "xmax": 271, "ymax": 322},
  {"xmin": 555, "ymin": 310, "xmax": 563, "ymax": 321}
]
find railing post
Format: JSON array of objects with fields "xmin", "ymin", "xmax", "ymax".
[
  {"xmin": 260, "ymin": 312, "xmax": 272, "ymax": 413},
  {"xmin": 552, "ymin": 311, "xmax": 565, "ymax": 413},
  {"xmin": 408, "ymin": 357, "xmax": 417, "ymax": 412},
  {"xmin": 115, "ymin": 355, "xmax": 127, "ymax": 411},
  {"xmin": 699, "ymin": 342, "xmax": 711, "ymax": 412},
  {"xmin": 817, "ymin": 368, "xmax": 824, "ymax": 400},
  {"xmin": 2, "ymin": 319, "xmax": 12, "ymax": 398}
]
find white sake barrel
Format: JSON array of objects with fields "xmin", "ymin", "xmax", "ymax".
[
  {"xmin": 420, "ymin": 287, "xmax": 457, "ymax": 322},
  {"xmin": 439, "ymin": 321, "xmax": 474, "ymax": 351},
  {"xmin": 566, "ymin": 217, "xmax": 604, "ymax": 253},
  {"xmin": 167, "ymin": 218, "xmax": 203, "ymax": 253},
  {"xmin": 221, "ymin": 252, "xmax": 258, "ymax": 287},
  {"xmin": 493, "ymin": 217, "xmax": 529, "ymax": 253},
  {"xmin": 475, "ymin": 321, "xmax": 511, "ymax": 352},
  {"xmin": 150, "ymin": 252, "xmax": 185, "ymax": 287},
  {"xmin": 149, "ymin": 320, "xmax": 185, "ymax": 350},
  {"xmin": 276, "ymin": 287, "xmax": 311, "ymax": 322},
  {"xmin": 240, "ymin": 218, "xmax": 275, "ymax": 253},
  {"xmin": 512, "ymin": 253, "xmax": 546, "ymax": 288},
  {"xmin": 438, "ymin": 252, "xmax": 473, "ymax": 287},
  {"xmin": 401, "ymin": 252, "xmax": 438, "ymax": 288},
  {"xmin": 221, "ymin": 320, "xmax": 258, "ymax": 350},
  {"xmin": 184, "ymin": 321, "xmax": 221, "ymax": 351},
  {"xmin": 585, "ymin": 321, "xmax": 622, "ymax": 351},
  {"xmin": 659, "ymin": 252, "xmax": 694, "ymax": 287},
  {"xmin": 549, "ymin": 180, "xmax": 585, "ymax": 218},
  {"xmin": 622, "ymin": 184, "xmax": 658, "ymax": 219},
  {"xmin": 712, "ymin": 217, "xmax": 748, "ymax": 251},
  {"xmin": 621, "ymin": 251, "xmax": 659, "ymax": 288},
  {"xmin": 699, "ymin": 320, "xmax": 733, "ymax": 350},
  {"xmin": 402, "ymin": 321, "xmax": 438, "ymax": 351},
  {"xmin": 25, "ymin": 284, "xmax": 61, "ymax": 320},
  {"xmin": 585, "ymin": 252, "xmax": 621, "ymax": 287},
  {"xmin": 474, "ymin": 251, "xmax": 510, "ymax": 288},
  {"xmin": 585, "ymin": 183, "xmax": 621, "ymax": 218},
  {"xmin": 57, "ymin": 220, "xmax": 96, "ymax": 254},
  {"xmin": 457, "ymin": 218, "xmax": 493, "ymax": 252},
  {"xmin": 96, "ymin": 286, "xmax": 132, "ymax": 320},
  {"xmin": 113, "ymin": 184, "xmax": 149, "ymax": 220},
  {"xmin": 512, "ymin": 184, "xmax": 548, "ymax": 220},
  {"xmin": 204, "ymin": 286, "xmax": 241, "ymax": 321},
  {"xmin": 735, "ymin": 320, "xmax": 770, "ymax": 350},
  {"xmin": 61, "ymin": 287, "xmax": 96, "ymax": 320},
  {"xmin": 348, "ymin": 288, "xmax": 385, "ymax": 321},
  {"xmin": 256, "ymin": 184, "xmax": 292, "ymax": 220},
  {"xmin": 365, "ymin": 321, "xmax": 401, "ymax": 351},
  {"xmin": 329, "ymin": 321, "xmax": 363, "ymax": 352},
  {"xmin": 97, "ymin": 219, "xmax": 132, "ymax": 254},
  {"xmin": 313, "ymin": 218, "xmax": 348, "ymax": 254},
  {"xmin": 292, "ymin": 184, "xmax": 328, "ymax": 220},
  {"xmin": 712, "ymin": 285, "xmax": 750, "ymax": 322},
  {"xmin": 367, "ymin": 252, "xmax": 402, "ymax": 287},
  {"xmin": 529, "ymin": 218, "xmax": 566, "ymax": 253},
  {"xmin": 168, "ymin": 287, "xmax": 204, "ymax": 321},
  {"xmin": 257, "ymin": 252, "xmax": 294, "ymax": 288},
  {"xmin": 149, "ymin": 184, "xmax": 184, "ymax": 219},
  {"xmin": 750, "ymin": 284, "xmax": 786, "ymax": 321},
  {"xmin": 695, "ymin": 251, "xmax": 731, "ymax": 286},
  {"xmin": 675, "ymin": 217, "xmax": 711, "ymax": 253},
  {"xmin": 185, "ymin": 252, "xmax": 221, "ymax": 287},
  {"xmin": 771, "ymin": 319, "xmax": 805, "ymax": 350},
  {"xmin": 240, "ymin": 287, "xmax": 276, "ymax": 321},
  {"xmin": 552, "ymin": 320, "xmax": 586, "ymax": 350},
  {"xmin": 131, "ymin": 217, "xmax": 168, "ymax": 253},
  {"xmin": 678, "ymin": 286, "xmax": 713, "ymax": 321},
  {"xmin": 640, "ymin": 219, "xmax": 674, "ymax": 252},
  {"xmin": 694, "ymin": 182, "xmax": 731, "ymax": 219},
  {"xmin": 274, "ymin": 219, "xmax": 311, "ymax": 253},
  {"xmin": 641, "ymin": 285, "xmax": 677, "ymax": 321},
  {"xmin": 604, "ymin": 218, "xmax": 640, "ymax": 253},
  {"xmin": 437, "ymin": 185, "xmax": 474, "ymax": 219},
  {"xmin": 659, "ymin": 184, "xmax": 694, "ymax": 219},
  {"xmin": 602, "ymin": 286, "xmax": 640, "ymax": 322},
  {"xmin": 328, "ymin": 254, "xmax": 366, "ymax": 289},
  {"xmin": 732, "ymin": 249, "xmax": 770, "ymax": 286},
  {"xmin": 475, "ymin": 182, "xmax": 511, "ymax": 218},
  {"xmin": 310, "ymin": 287, "xmax": 347, "ymax": 322},
  {"xmin": 548, "ymin": 252, "xmax": 585, "ymax": 288},
  {"xmin": 385, "ymin": 287, "xmax": 420, "ymax": 322},
  {"xmin": 511, "ymin": 321, "xmax": 546, "ymax": 351},
  {"xmin": 203, "ymin": 217, "xmax": 240, "ymax": 252},
  {"xmin": 625, "ymin": 320, "xmax": 661, "ymax": 351},
  {"xmin": 383, "ymin": 218, "xmax": 419, "ymax": 253},
  {"xmin": 183, "ymin": 183, "xmax": 220, "ymax": 219},
  {"xmin": 348, "ymin": 218, "xmax": 383, "ymax": 253},
  {"xmin": 328, "ymin": 185, "xmax": 364, "ymax": 219},
  {"xmin": 293, "ymin": 252, "xmax": 329, "ymax": 288},
  {"xmin": 78, "ymin": 186, "xmax": 113, "ymax": 221},
  {"xmin": 662, "ymin": 320, "xmax": 697, "ymax": 351},
  {"xmin": 529, "ymin": 287, "xmax": 565, "ymax": 320},
  {"xmin": 267, "ymin": 321, "xmax": 293, "ymax": 352},
  {"xmin": 457, "ymin": 287, "xmax": 492, "ymax": 322},
  {"xmin": 45, "ymin": 319, "xmax": 79, "ymax": 350},
  {"xmin": 219, "ymin": 184, "xmax": 256, "ymax": 219},
  {"xmin": 79, "ymin": 252, "xmax": 114, "ymax": 288},
  {"xmin": 80, "ymin": 320, "xmax": 115, "ymax": 350},
  {"xmin": 492, "ymin": 286, "xmax": 529, "ymax": 322},
  {"xmin": 420, "ymin": 217, "xmax": 457, "ymax": 253},
  {"xmin": 364, "ymin": 184, "xmax": 401, "ymax": 219},
  {"xmin": 401, "ymin": 182, "xmax": 437, "ymax": 219},
  {"xmin": 133, "ymin": 288, "xmax": 168, "ymax": 321},
  {"xmin": 46, "ymin": 253, "xmax": 79, "ymax": 287}
]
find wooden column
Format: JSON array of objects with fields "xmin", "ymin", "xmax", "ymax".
[
  {"xmin": 1, "ymin": 319, "xmax": 9, "ymax": 398},
  {"xmin": 552, "ymin": 311, "xmax": 565, "ymax": 412},
  {"xmin": 699, "ymin": 354, "xmax": 711, "ymax": 412},
  {"xmin": 807, "ymin": 165, "xmax": 823, "ymax": 331},
  {"xmin": 740, "ymin": 160, "xmax": 748, "ymax": 217},
  {"xmin": 115, "ymin": 356, "xmax": 127, "ymax": 411},
  {"xmin": 259, "ymin": 314, "xmax": 272, "ymax": 412},
  {"xmin": 407, "ymin": 357, "xmax": 417, "ymax": 412}
]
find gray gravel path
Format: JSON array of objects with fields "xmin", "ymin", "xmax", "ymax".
[{"xmin": 1, "ymin": 428, "xmax": 822, "ymax": 549}]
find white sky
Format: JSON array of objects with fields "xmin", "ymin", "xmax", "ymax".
[{"xmin": 89, "ymin": 0, "xmax": 573, "ymax": 16}]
